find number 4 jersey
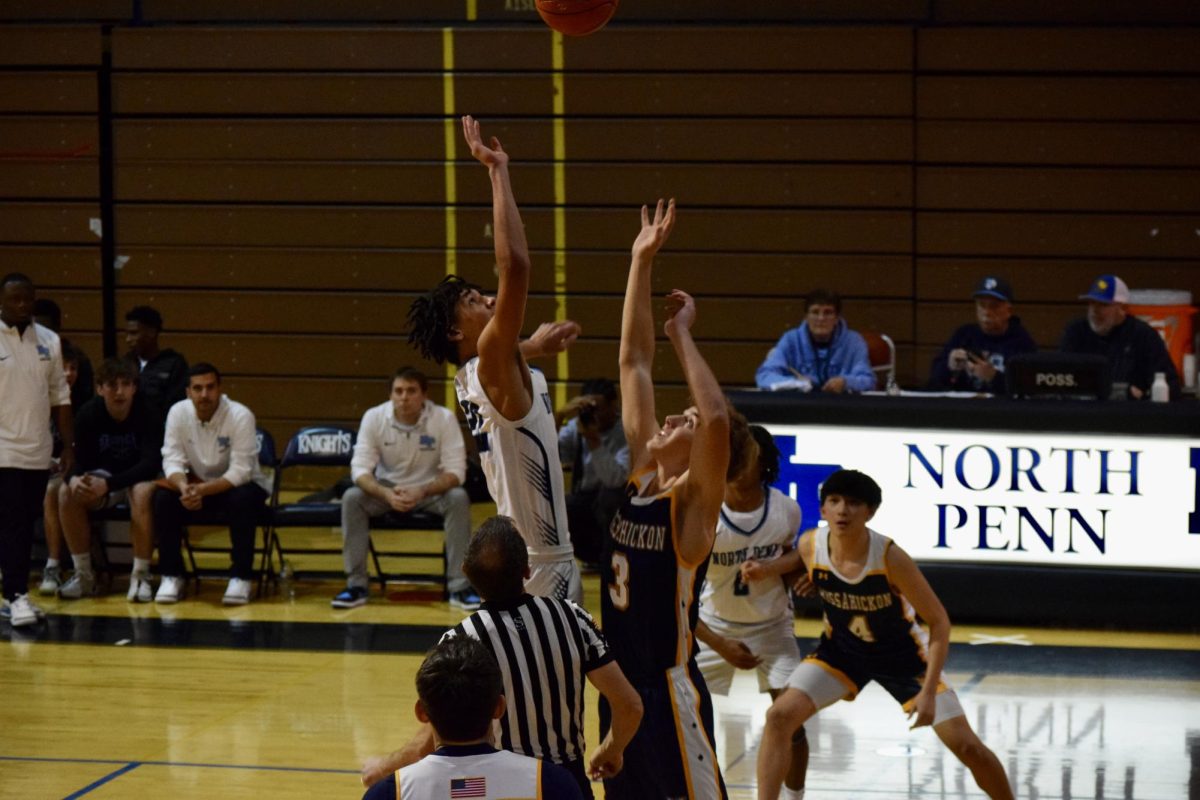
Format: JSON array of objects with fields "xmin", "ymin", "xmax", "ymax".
[{"xmin": 804, "ymin": 525, "xmax": 931, "ymax": 674}]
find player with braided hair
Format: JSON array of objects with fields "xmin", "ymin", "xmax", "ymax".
[{"xmin": 406, "ymin": 116, "xmax": 582, "ymax": 602}]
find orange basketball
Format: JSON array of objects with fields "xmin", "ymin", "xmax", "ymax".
[{"xmin": 535, "ymin": 0, "xmax": 619, "ymax": 37}]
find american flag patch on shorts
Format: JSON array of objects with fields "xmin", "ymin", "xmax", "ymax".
[{"xmin": 450, "ymin": 776, "xmax": 486, "ymax": 798}]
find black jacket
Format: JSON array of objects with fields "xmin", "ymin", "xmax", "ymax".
[
  {"xmin": 928, "ymin": 316, "xmax": 1039, "ymax": 393},
  {"xmin": 1060, "ymin": 314, "xmax": 1181, "ymax": 400},
  {"xmin": 128, "ymin": 348, "xmax": 188, "ymax": 414},
  {"xmin": 70, "ymin": 395, "xmax": 163, "ymax": 490}
]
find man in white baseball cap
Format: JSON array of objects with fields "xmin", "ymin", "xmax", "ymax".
[{"xmin": 1060, "ymin": 274, "xmax": 1180, "ymax": 400}]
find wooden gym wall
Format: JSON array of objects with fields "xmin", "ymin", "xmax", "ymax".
[{"xmin": 2, "ymin": 2, "xmax": 1198, "ymax": 448}]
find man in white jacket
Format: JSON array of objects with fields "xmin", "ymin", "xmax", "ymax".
[
  {"xmin": 153, "ymin": 362, "xmax": 271, "ymax": 605},
  {"xmin": 333, "ymin": 366, "xmax": 474, "ymax": 610}
]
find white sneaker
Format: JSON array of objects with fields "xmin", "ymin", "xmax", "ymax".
[
  {"xmin": 222, "ymin": 578, "xmax": 253, "ymax": 606},
  {"xmin": 8, "ymin": 594, "xmax": 45, "ymax": 627},
  {"xmin": 39, "ymin": 566, "xmax": 62, "ymax": 596},
  {"xmin": 58, "ymin": 571, "xmax": 96, "ymax": 600},
  {"xmin": 127, "ymin": 574, "xmax": 153, "ymax": 603},
  {"xmin": 155, "ymin": 575, "xmax": 185, "ymax": 604}
]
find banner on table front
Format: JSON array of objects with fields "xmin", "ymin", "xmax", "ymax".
[{"xmin": 766, "ymin": 424, "xmax": 1200, "ymax": 570}]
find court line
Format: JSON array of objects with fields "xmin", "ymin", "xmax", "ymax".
[
  {"xmin": 63, "ymin": 762, "xmax": 140, "ymax": 799},
  {"xmin": 0, "ymin": 754, "xmax": 358, "ymax": 775}
]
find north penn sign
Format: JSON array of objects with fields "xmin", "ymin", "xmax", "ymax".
[{"xmin": 767, "ymin": 424, "xmax": 1200, "ymax": 571}]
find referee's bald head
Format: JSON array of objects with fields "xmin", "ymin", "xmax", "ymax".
[{"xmin": 464, "ymin": 516, "xmax": 530, "ymax": 604}]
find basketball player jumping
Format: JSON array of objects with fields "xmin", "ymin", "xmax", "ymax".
[
  {"xmin": 599, "ymin": 198, "xmax": 743, "ymax": 800},
  {"xmin": 407, "ymin": 116, "xmax": 582, "ymax": 602}
]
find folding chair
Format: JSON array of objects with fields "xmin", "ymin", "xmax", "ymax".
[
  {"xmin": 862, "ymin": 331, "xmax": 897, "ymax": 390},
  {"xmin": 268, "ymin": 425, "xmax": 449, "ymax": 596}
]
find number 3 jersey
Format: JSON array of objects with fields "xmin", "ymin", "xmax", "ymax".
[
  {"xmin": 700, "ymin": 486, "xmax": 801, "ymax": 626},
  {"xmin": 804, "ymin": 526, "xmax": 930, "ymax": 674},
  {"xmin": 601, "ymin": 470, "xmax": 710, "ymax": 685}
]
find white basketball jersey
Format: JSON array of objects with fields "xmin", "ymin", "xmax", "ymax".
[
  {"xmin": 701, "ymin": 487, "xmax": 801, "ymax": 624},
  {"xmin": 397, "ymin": 748, "xmax": 540, "ymax": 800},
  {"xmin": 455, "ymin": 360, "xmax": 573, "ymax": 558}
]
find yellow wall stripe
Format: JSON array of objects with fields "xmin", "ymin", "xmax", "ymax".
[
  {"xmin": 466, "ymin": 0, "xmax": 477, "ymax": 21},
  {"xmin": 443, "ymin": 27, "xmax": 458, "ymax": 409},
  {"xmin": 552, "ymin": 31, "xmax": 569, "ymax": 410}
]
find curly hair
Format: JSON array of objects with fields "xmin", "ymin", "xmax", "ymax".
[
  {"xmin": 748, "ymin": 425, "xmax": 781, "ymax": 485},
  {"xmin": 406, "ymin": 275, "xmax": 482, "ymax": 366},
  {"xmin": 725, "ymin": 403, "xmax": 756, "ymax": 481}
]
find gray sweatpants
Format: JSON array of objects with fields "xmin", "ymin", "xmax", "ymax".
[{"xmin": 340, "ymin": 483, "xmax": 471, "ymax": 593}]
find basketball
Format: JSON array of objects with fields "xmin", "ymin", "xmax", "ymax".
[{"xmin": 535, "ymin": 0, "xmax": 619, "ymax": 37}]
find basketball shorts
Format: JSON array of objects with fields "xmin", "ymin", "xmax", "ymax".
[
  {"xmin": 786, "ymin": 638, "xmax": 964, "ymax": 725},
  {"xmin": 525, "ymin": 555, "xmax": 583, "ymax": 603},
  {"xmin": 695, "ymin": 614, "xmax": 801, "ymax": 696},
  {"xmin": 600, "ymin": 661, "xmax": 727, "ymax": 800}
]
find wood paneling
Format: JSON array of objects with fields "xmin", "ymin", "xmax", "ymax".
[
  {"xmin": 0, "ymin": 72, "xmax": 97, "ymax": 112},
  {"xmin": 915, "ymin": 302, "xmax": 1081, "ymax": 348},
  {"xmin": 915, "ymin": 258, "xmax": 1200, "ymax": 302},
  {"xmin": 917, "ymin": 212, "xmax": 1200, "ymax": 258},
  {"xmin": 919, "ymin": 28, "xmax": 1200, "ymax": 73},
  {"xmin": 0, "ymin": 246, "xmax": 101, "ymax": 288},
  {"xmin": 919, "ymin": 76, "xmax": 1200, "ymax": 121},
  {"xmin": 0, "ymin": 202, "xmax": 101, "ymax": 244},
  {"xmin": 917, "ymin": 167, "xmax": 1200, "ymax": 212},
  {"xmin": 0, "ymin": 25, "xmax": 103, "ymax": 66},
  {"xmin": 114, "ymin": 118, "xmax": 911, "ymax": 162},
  {"xmin": 113, "ymin": 160, "xmax": 910, "ymax": 208},
  {"xmin": 0, "ymin": 160, "xmax": 98, "ymax": 198},
  {"xmin": 918, "ymin": 121, "xmax": 1200, "ymax": 167},
  {"xmin": 560, "ymin": 27, "xmax": 912, "ymax": 71},
  {"xmin": 113, "ymin": 205, "xmax": 911, "ymax": 253}
]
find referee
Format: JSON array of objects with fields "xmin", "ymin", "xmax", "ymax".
[{"xmin": 361, "ymin": 516, "xmax": 643, "ymax": 798}]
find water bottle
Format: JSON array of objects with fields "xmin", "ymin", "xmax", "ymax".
[
  {"xmin": 1150, "ymin": 372, "xmax": 1169, "ymax": 403},
  {"xmin": 886, "ymin": 376, "xmax": 902, "ymax": 396},
  {"xmin": 279, "ymin": 560, "xmax": 296, "ymax": 600}
]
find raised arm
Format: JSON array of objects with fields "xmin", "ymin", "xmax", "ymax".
[
  {"xmin": 666, "ymin": 290, "xmax": 730, "ymax": 566},
  {"xmin": 619, "ymin": 199, "xmax": 675, "ymax": 469},
  {"xmin": 463, "ymin": 115, "xmax": 534, "ymax": 421}
]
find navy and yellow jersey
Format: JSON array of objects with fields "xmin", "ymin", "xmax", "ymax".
[
  {"xmin": 804, "ymin": 526, "xmax": 930, "ymax": 678},
  {"xmin": 601, "ymin": 469, "xmax": 710, "ymax": 686}
]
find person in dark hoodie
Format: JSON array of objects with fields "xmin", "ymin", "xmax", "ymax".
[
  {"xmin": 124, "ymin": 305, "xmax": 188, "ymax": 414},
  {"xmin": 756, "ymin": 288, "xmax": 875, "ymax": 393},
  {"xmin": 928, "ymin": 276, "xmax": 1038, "ymax": 394},
  {"xmin": 55, "ymin": 358, "xmax": 163, "ymax": 601}
]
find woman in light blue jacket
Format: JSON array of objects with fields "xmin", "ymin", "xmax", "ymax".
[{"xmin": 755, "ymin": 289, "xmax": 876, "ymax": 393}]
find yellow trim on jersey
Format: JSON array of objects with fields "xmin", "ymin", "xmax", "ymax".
[
  {"xmin": 536, "ymin": 757, "xmax": 543, "ymax": 799},
  {"xmin": 900, "ymin": 677, "xmax": 950, "ymax": 716},
  {"xmin": 803, "ymin": 655, "xmax": 860, "ymax": 700},
  {"xmin": 394, "ymin": 767, "xmax": 403, "ymax": 800},
  {"xmin": 675, "ymin": 561, "xmax": 697, "ymax": 667},
  {"xmin": 667, "ymin": 675, "xmax": 697, "ymax": 800},
  {"xmin": 685, "ymin": 670, "xmax": 724, "ymax": 799}
]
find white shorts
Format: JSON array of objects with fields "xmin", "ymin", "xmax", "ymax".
[
  {"xmin": 525, "ymin": 557, "xmax": 583, "ymax": 603},
  {"xmin": 695, "ymin": 614, "xmax": 802, "ymax": 695}
]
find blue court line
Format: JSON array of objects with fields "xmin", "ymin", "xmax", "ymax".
[
  {"xmin": 64, "ymin": 762, "xmax": 140, "ymax": 799},
  {"xmin": 0, "ymin": 754, "xmax": 359, "ymax": 775}
]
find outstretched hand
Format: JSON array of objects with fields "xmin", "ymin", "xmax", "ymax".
[
  {"xmin": 525, "ymin": 319, "xmax": 581, "ymax": 359},
  {"xmin": 462, "ymin": 115, "xmax": 508, "ymax": 168},
  {"xmin": 632, "ymin": 198, "xmax": 676, "ymax": 259},
  {"xmin": 663, "ymin": 289, "xmax": 695, "ymax": 340}
]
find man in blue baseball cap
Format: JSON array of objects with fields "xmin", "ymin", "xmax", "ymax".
[
  {"xmin": 1060, "ymin": 274, "xmax": 1180, "ymax": 400},
  {"xmin": 928, "ymin": 275, "xmax": 1037, "ymax": 393}
]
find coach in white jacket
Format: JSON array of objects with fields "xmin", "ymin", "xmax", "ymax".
[
  {"xmin": 332, "ymin": 367, "xmax": 474, "ymax": 610},
  {"xmin": 153, "ymin": 362, "xmax": 271, "ymax": 606}
]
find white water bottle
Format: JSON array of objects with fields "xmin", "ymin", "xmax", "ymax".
[{"xmin": 1150, "ymin": 372, "xmax": 1169, "ymax": 403}]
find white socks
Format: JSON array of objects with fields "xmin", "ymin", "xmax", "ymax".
[
  {"xmin": 71, "ymin": 552, "xmax": 93, "ymax": 576},
  {"xmin": 780, "ymin": 787, "xmax": 805, "ymax": 800},
  {"xmin": 132, "ymin": 557, "xmax": 151, "ymax": 578}
]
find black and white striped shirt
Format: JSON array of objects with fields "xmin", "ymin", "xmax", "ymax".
[{"xmin": 442, "ymin": 593, "xmax": 612, "ymax": 765}]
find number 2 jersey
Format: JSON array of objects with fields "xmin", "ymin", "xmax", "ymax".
[
  {"xmin": 803, "ymin": 525, "xmax": 931, "ymax": 676},
  {"xmin": 455, "ymin": 359, "xmax": 573, "ymax": 560},
  {"xmin": 601, "ymin": 470, "xmax": 710, "ymax": 685},
  {"xmin": 700, "ymin": 486, "xmax": 801, "ymax": 626}
]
